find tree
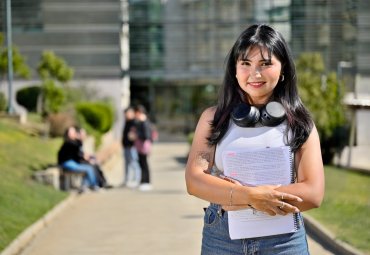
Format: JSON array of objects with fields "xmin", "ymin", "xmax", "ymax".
[
  {"xmin": 37, "ymin": 50, "xmax": 74, "ymax": 115},
  {"xmin": 297, "ymin": 52, "xmax": 348, "ymax": 163},
  {"xmin": 0, "ymin": 33, "xmax": 31, "ymax": 82}
]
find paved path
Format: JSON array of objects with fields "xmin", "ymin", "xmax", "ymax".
[{"xmin": 19, "ymin": 142, "xmax": 333, "ymax": 255}]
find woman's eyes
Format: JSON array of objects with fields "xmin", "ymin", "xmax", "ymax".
[
  {"xmin": 240, "ymin": 61, "xmax": 250, "ymax": 66},
  {"xmin": 239, "ymin": 61, "xmax": 272, "ymax": 67},
  {"xmin": 261, "ymin": 61, "xmax": 272, "ymax": 66}
]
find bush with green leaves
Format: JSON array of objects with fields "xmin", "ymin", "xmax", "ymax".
[
  {"xmin": 43, "ymin": 80, "xmax": 65, "ymax": 114},
  {"xmin": 0, "ymin": 91, "xmax": 7, "ymax": 111},
  {"xmin": 37, "ymin": 51, "xmax": 73, "ymax": 82},
  {"xmin": 37, "ymin": 50, "xmax": 73, "ymax": 116},
  {"xmin": 297, "ymin": 52, "xmax": 348, "ymax": 163},
  {"xmin": 75, "ymin": 102, "xmax": 114, "ymax": 133},
  {"xmin": 0, "ymin": 33, "xmax": 31, "ymax": 81},
  {"xmin": 16, "ymin": 86, "xmax": 41, "ymax": 112}
]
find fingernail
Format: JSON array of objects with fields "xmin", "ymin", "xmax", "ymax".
[
  {"xmin": 295, "ymin": 208, "xmax": 300, "ymax": 213},
  {"xmin": 297, "ymin": 198, "xmax": 303, "ymax": 202}
]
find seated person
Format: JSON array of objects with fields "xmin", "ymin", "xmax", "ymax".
[{"xmin": 57, "ymin": 126, "xmax": 99, "ymax": 191}]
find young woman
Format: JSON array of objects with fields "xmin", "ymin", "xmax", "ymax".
[
  {"xmin": 58, "ymin": 126, "xmax": 99, "ymax": 191},
  {"xmin": 185, "ymin": 24, "xmax": 324, "ymax": 254}
]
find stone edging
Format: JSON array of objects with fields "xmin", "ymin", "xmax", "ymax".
[
  {"xmin": 303, "ymin": 213, "xmax": 364, "ymax": 255},
  {"xmin": 0, "ymin": 193, "xmax": 78, "ymax": 255}
]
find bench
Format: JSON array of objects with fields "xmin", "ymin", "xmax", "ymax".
[
  {"xmin": 58, "ymin": 167, "xmax": 86, "ymax": 192},
  {"xmin": 32, "ymin": 167, "xmax": 85, "ymax": 192}
]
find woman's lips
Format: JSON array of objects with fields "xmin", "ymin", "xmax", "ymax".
[{"xmin": 247, "ymin": 82, "xmax": 265, "ymax": 88}]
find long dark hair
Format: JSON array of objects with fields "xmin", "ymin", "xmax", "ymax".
[{"xmin": 207, "ymin": 24, "xmax": 313, "ymax": 152}]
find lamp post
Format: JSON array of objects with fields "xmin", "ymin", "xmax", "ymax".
[{"xmin": 6, "ymin": 0, "xmax": 14, "ymax": 114}]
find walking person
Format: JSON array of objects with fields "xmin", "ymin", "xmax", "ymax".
[
  {"xmin": 134, "ymin": 105, "xmax": 153, "ymax": 191},
  {"xmin": 185, "ymin": 24, "xmax": 324, "ymax": 254},
  {"xmin": 122, "ymin": 106, "xmax": 141, "ymax": 187}
]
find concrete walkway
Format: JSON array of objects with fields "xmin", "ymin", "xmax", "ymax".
[{"xmin": 19, "ymin": 142, "xmax": 333, "ymax": 255}]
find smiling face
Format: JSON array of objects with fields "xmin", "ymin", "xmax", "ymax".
[{"xmin": 235, "ymin": 46, "xmax": 282, "ymax": 105}]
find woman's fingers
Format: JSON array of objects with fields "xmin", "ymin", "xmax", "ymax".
[
  {"xmin": 276, "ymin": 200, "xmax": 300, "ymax": 213},
  {"xmin": 277, "ymin": 192, "xmax": 303, "ymax": 202},
  {"xmin": 222, "ymin": 202, "xmax": 297, "ymax": 216}
]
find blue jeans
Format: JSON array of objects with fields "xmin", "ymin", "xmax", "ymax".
[
  {"xmin": 62, "ymin": 160, "xmax": 98, "ymax": 188},
  {"xmin": 201, "ymin": 204, "xmax": 310, "ymax": 255},
  {"xmin": 123, "ymin": 147, "xmax": 141, "ymax": 184}
]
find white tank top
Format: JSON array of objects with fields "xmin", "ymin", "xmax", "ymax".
[{"xmin": 214, "ymin": 121, "xmax": 290, "ymax": 173}]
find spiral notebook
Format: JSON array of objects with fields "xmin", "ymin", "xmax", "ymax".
[{"xmin": 222, "ymin": 146, "xmax": 299, "ymax": 239}]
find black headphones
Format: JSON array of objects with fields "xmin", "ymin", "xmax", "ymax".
[{"xmin": 231, "ymin": 101, "xmax": 286, "ymax": 127}]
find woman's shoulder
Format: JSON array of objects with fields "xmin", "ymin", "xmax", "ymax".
[
  {"xmin": 195, "ymin": 106, "xmax": 217, "ymax": 131},
  {"xmin": 200, "ymin": 106, "xmax": 217, "ymax": 121}
]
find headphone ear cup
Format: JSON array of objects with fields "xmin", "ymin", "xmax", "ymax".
[
  {"xmin": 260, "ymin": 101, "xmax": 286, "ymax": 127},
  {"xmin": 231, "ymin": 103, "xmax": 260, "ymax": 127}
]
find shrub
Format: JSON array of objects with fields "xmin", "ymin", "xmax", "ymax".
[
  {"xmin": 0, "ymin": 91, "xmax": 7, "ymax": 111},
  {"xmin": 75, "ymin": 102, "xmax": 114, "ymax": 133},
  {"xmin": 37, "ymin": 50, "xmax": 73, "ymax": 115},
  {"xmin": 16, "ymin": 86, "xmax": 41, "ymax": 112},
  {"xmin": 42, "ymin": 80, "xmax": 65, "ymax": 114}
]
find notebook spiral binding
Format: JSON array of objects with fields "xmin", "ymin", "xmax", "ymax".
[
  {"xmin": 289, "ymin": 147, "xmax": 295, "ymax": 184},
  {"xmin": 289, "ymin": 147, "xmax": 300, "ymax": 231},
  {"xmin": 293, "ymin": 213, "xmax": 299, "ymax": 231}
]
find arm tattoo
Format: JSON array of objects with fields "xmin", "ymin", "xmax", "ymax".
[{"xmin": 195, "ymin": 151, "xmax": 211, "ymax": 170}]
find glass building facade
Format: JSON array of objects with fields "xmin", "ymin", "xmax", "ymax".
[
  {"xmin": 128, "ymin": 0, "xmax": 369, "ymax": 135},
  {"xmin": 128, "ymin": 0, "xmax": 367, "ymax": 82}
]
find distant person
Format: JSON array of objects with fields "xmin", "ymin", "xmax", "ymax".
[
  {"xmin": 122, "ymin": 106, "xmax": 141, "ymax": 187},
  {"xmin": 75, "ymin": 127, "xmax": 112, "ymax": 189},
  {"xmin": 57, "ymin": 126, "xmax": 99, "ymax": 192},
  {"xmin": 134, "ymin": 105, "xmax": 153, "ymax": 191}
]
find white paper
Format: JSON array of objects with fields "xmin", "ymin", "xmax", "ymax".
[{"xmin": 222, "ymin": 146, "xmax": 297, "ymax": 239}]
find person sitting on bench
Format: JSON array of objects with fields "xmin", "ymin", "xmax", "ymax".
[{"xmin": 57, "ymin": 126, "xmax": 100, "ymax": 192}]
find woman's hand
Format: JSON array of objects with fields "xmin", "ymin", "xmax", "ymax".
[
  {"xmin": 248, "ymin": 185, "xmax": 302, "ymax": 216},
  {"xmin": 222, "ymin": 181, "xmax": 302, "ymax": 216}
]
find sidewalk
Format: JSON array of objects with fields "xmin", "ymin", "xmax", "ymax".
[{"xmin": 17, "ymin": 142, "xmax": 333, "ymax": 255}]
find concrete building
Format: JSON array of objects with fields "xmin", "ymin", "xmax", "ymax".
[{"xmin": 0, "ymin": 0, "xmax": 130, "ymax": 137}]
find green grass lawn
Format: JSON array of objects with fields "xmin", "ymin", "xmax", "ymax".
[
  {"xmin": 306, "ymin": 165, "xmax": 370, "ymax": 254},
  {"xmin": 0, "ymin": 118, "xmax": 67, "ymax": 252}
]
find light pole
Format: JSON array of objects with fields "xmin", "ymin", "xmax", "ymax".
[{"xmin": 6, "ymin": 0, "xmax": 14, "ymax": 114}]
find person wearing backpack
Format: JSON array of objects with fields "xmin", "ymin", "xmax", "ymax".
[
  {"xmin": 122, "ymin": 106, "xmax": 142, "ymax": 188},
  {"xmin": 133, "ymin": 105, "xmax": 153, "ymax": 191}
]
